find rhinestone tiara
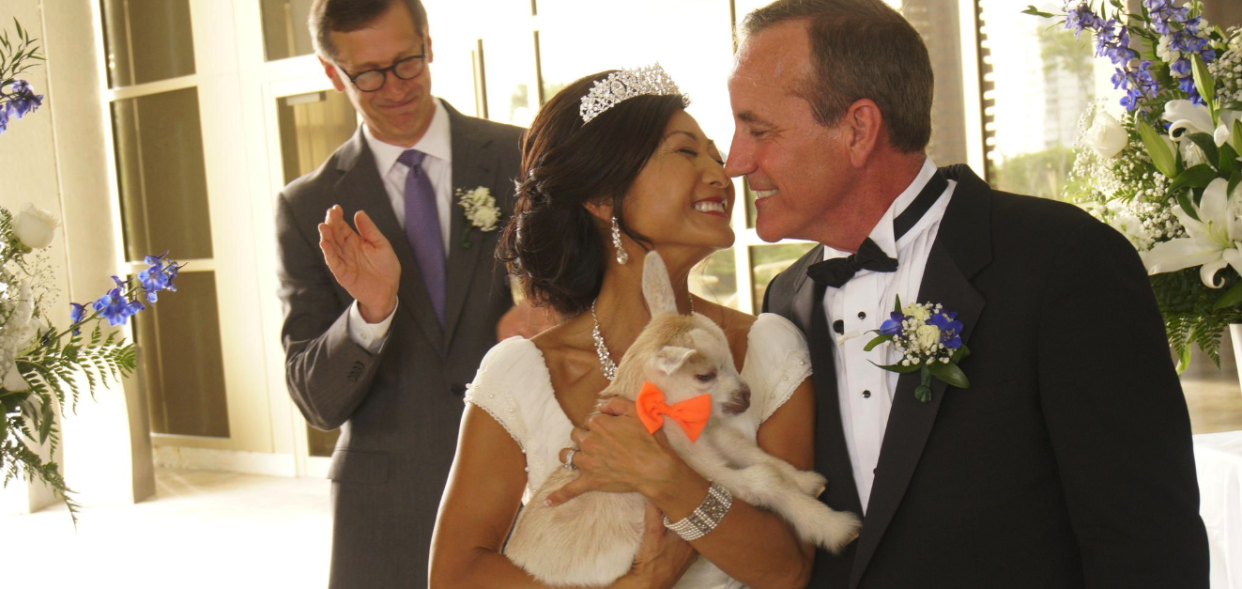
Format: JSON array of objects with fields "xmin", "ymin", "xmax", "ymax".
[{"xmin": 579, "ymin": 64, "xmax": 688, "ymax": 124}]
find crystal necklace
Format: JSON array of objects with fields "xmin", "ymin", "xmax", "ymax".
[{"xmin": 591, "ymin": 296, "xmax": 694, "ymax": 382}]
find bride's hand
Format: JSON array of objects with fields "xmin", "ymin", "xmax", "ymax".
[
  {"xmin": 615, "ymin": 502, "xmax": 698, "ymax": 589},
  {"xmin": 547, "ymin": 398, "xmax": 682, "ymax": 506}
]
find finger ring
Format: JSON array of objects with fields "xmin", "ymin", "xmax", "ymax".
[{"xmin": 563, "ymin": 448, "xmax": 577, "ymax": 471}]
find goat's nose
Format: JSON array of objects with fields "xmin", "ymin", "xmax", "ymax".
[{"xmin": 740, "ymin": 387, "xmax": 751, "ymax": 404}]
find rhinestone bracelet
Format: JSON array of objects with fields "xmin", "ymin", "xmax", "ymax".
[{"xmin": 662, "ymin": 482, "xmax": 733, "ymax": 541}]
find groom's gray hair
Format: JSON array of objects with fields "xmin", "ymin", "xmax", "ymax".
[{"xmin": 742, "ymin": 0, "xmax": 933, "ymax": 154}]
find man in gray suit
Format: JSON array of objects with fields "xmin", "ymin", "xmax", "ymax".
[{"xmin": 274, "ymin": 0, "xmax": 528, "ymax": 586}]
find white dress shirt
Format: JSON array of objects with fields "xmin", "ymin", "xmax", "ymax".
[
  {"xmin": 822, "ymin": 158, "xmax": 955, "ymax": 514},
  {"xmin": 348, "ymin": 98, "xmax": 454, "ymax": 352}
]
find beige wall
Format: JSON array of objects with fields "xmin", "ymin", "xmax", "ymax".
[{"xmin": 1204, "ymin": 3, "xmax": 1242, "ymax": 28}]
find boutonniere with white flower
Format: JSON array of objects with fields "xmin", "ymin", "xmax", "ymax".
[
  {"xmin": 456, "ymin": 186, "xmax": 501, "ymax": 249},
  {"xmin": 864, "ymin": 296, "xmax": 971, "ymax": 402}
]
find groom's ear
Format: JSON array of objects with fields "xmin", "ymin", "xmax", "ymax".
[{"xmin": 845, "ymin": 98, "xmax": 882, "ymax": 168}]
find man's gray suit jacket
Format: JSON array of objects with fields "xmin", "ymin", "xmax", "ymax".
[{"xmin": 275, "ymin": 101, "xmax": 523, "ymax": 588}]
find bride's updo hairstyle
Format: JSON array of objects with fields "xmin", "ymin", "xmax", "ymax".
[{"xmin": 497, "ymin": 70, "xmax": 688, "ymax": 317}]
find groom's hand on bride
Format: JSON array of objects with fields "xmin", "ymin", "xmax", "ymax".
[
  {"xmin": 547, "ymin": 398, "xmax": 680, "ymax": 507},
  {"xmin": 318, "ymin": 205, "xmax": 400, "ymax": 323}
]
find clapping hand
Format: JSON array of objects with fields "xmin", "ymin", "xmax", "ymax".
[{"xmin": 318, "ymin": 205, "xmax": 401, "ymax": 322}]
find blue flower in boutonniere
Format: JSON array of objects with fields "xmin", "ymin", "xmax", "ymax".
[
  {"xmin": 456, "ymin": 186, "xmax": 501, "ymax": 249},
  {"xmin": 864, "ymin": 295, "xmax": 971, "ymax": 403}
]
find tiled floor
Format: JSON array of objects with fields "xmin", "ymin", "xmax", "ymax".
[{"xmin": 1, "ymin": 469, "xmax": 332, "ymax": 588}]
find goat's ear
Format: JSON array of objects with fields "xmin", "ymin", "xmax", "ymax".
[
  {"xmin": 651, "ymin": 346, "xmax": 696, "ymax": 376},
  {"xmin": 642, "ymin": 252, "xmax": 678, "ymax": 316}
]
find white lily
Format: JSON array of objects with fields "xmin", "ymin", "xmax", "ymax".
[
  {"xmin": 1165, "ymin": 100, "xmax": 1216, "ymax": 140},
  {"xmin": 1141, "ymin": 178, "xmax": 1242, "ymax": 287},
  {"xmin": 1213, "ymin": 110, "xmax": 1242, "ymax": 148}
]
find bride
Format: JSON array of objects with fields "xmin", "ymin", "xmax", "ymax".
[{"xmin": 428, "ymin": 66, "xmax": 819, "ymax": 589}]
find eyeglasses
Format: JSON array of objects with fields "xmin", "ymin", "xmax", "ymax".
[{"xmin": 337, "ymin": 51, "xmax": 427, "ymax": 93}]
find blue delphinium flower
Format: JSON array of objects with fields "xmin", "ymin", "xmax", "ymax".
[
  {"xmin": 5, "ymin": 79, "xmax": 43, "ymax": 120},
  {"xmin": 69, "ymin": 302, "xmax": 85, "ymax": 335},
  {"xmin": 879, "ymin": 312, "xmax": 905, "ymax": 336},
  {"xmin": 137, "ymin": 253, "xmax": 181, "ymax": 302},
  {"xmin": 92, "ymin": 288, "xmax": 133, "ymax": 327},
  {"xmin": 138, "ymin": 256, "xmax": 171, "ymax": 303},
  {"xmin": 928, "ymin": 312, "xmax": 964, "ymax": 349}
]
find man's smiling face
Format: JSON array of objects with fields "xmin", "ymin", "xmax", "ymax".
[{"xmin": 725, "ymin": 20, "xmax": 857, "ymax": 244}]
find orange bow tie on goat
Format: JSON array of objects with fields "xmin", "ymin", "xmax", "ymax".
[{"xmin": 635, "ymin": 382, "xmax": 712, "ymax": 442}]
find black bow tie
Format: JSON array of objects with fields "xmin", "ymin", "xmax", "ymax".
[
  {"xmin": 806, "ymin": 170, "xmax": 949, "ymax": 288},
  {"xmin": 807, "ymin": 238, "xmax": 897, "ymax": 288}
]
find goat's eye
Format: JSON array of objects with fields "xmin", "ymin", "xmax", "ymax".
[{"xmin": 695, "ymin": 372, "xmax": 717, "ymax": 382}]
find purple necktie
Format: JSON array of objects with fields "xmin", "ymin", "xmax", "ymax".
[{"xmin": 397, "ymin": 149, "xmax": 446, "ymax": 326}]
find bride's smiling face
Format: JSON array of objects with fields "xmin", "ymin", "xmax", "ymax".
[{"xmin": 619, "ymin": 111, "xmax": 735, "ymax": 254}]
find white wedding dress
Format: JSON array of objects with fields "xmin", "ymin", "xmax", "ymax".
[{"xmin": 465, "ymin": 313, "xmax": 813, "ymax": 589}]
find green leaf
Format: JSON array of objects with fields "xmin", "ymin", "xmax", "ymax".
[
  {"xmin": 1230, "ymin": 170, "xmax": 1242, "ymax": 197},
  {"xmin": 870, "ymin": 360, "xmax": 922, "ymax": 374},
  {"xmin": 1022, "ymin": 5, "xmax": 1056, "ymax": 17},
  {"xmin": 1192, "ymin": 53, "xmax": 1217, "ymax": 120},
  {"xmin": 928, "ymin": 362, "xmax": 971, "ymax": 389},
  {"xmin": 1138, "ymin": 120, "xmax": 1178, "ymax": 178},
  {"xmin": 1225, "ymin": 101, "xmax": 1242, "ymax": 112},
  {"xmin": 1168, "ymin": 164, "xmax": 1219, "ymax": 195},
  {"xmin": 1214, "ymin": 281, "xmax": 1242, "ymax": 310},
  {"xmin": 1177, "ymin": 187, "xmax": 1200, "ymax": 222},
  {"xmin": 1175, "ymin": 338, "xmax": 1193, "ymax": 374},
  {"xmin": 951, "ymin": 343, "xmax": 972, "ymax": 363},
  {"xmin": 1186, "ymin": 133, "xmax": 1221, "ymax": 168},
  {"xmin": 893, "ymin": 294, "xmax": 903, "ymax": 314},
  {"xmin": 1221, "ymin": 142, "xmax": 1239, "ymax": 177},
  {"xmin": 14, "ymin": 19, "xmax": 23, "ymax": 41},
  {"xmin": 863, "ymin": 334, "xmax": 893, "ymax": 352},
  {"xmin": 1232, "ymin": 119, "xmax": 1242, "ymax": 157}
]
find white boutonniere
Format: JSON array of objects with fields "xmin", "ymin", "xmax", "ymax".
[{"xmin": 456, "ymin": 186, "xmax": 501, "ymax": 249}]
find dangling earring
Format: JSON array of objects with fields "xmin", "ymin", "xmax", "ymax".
[{"xmin": 611, "ymin": 216, "xmax": 628, "ymax": 265}]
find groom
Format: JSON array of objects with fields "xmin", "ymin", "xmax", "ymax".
[{"xmin": 730, "ymin": 1, "xmax": 1209, "ymax": 587}]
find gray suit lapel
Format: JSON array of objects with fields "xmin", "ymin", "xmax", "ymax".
[
  {"xmin": 334, "ymin": 129, "xmax": 444, "ymax": 352},
  {"xmin": 442, "ymin": 103, "xmax": 499, "ymax": 347},
  {"xmin": 847, "ymin": 165, "xmax": 992, "ymax": 589}
]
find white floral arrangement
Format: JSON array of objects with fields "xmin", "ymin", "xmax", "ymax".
[
  {"xmin": 455, "ymin": 186, "xmax": 500, "ymax": 249},
  {"xmin": 1030, "ymin": 2, "xmax": 1242, "ymax": 368}
]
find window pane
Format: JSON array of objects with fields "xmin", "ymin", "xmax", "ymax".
[
  {"xmin": 137, "ymin": 271, "xmax": 229, "ymax": 438},
  {"xmin": 480, "ymin": 32, "xmax": 538, "ymax": 126},
  {"xmin": 111, "ymin": 88, "xmax": 214, "ymax": 261},
  {"xmin": 903, "ymin": 0, "xmax": 968, "ymax": 166},
  {"xmin": 979, "ymin": 0, "xmax": 1117, "ymax": 198},
  {"xmin": 261, "ymin": 0, "xmax": 316, "ymax": 61},
  {"xmin": 691, "ymin": 248, "xmax": 739, "ymax": 311},
  {"xmin": 101, "ymin": 0, "xmax": 196, "ymax": 88},
  {"xmin": 750, "ymin": 243, "xmax": 815, "ymax": 315},
  {"xmin": 277, "ymin": 91, "xmax": 358, "ymax": 185},
  {"xmin": 276, "ymin": 90, "xmax": 357, "ymax": 456}
]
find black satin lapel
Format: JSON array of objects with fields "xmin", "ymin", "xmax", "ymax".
[
  {"xmin": 335, "ymin": 138, "xmax": 444, "ymax": 352},
  {"xmin": 847, "ymin": 240, "xmax": 985, "ymax": 588}
]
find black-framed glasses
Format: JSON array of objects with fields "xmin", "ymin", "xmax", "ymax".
[{"xmin": 338, "ymin": 52, "xmax": 426, "ymax": 92}]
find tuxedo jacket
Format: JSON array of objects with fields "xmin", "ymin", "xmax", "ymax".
[
  {"xmin": 764, "ymin": 165, "xmax": 1209, "ymax": 588},
  {"xmin": 275, "ymin": 101, "xmax": 523, "ymax": 588}
]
